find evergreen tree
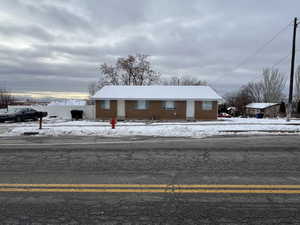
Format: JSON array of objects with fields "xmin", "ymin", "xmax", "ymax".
[{"xmin": 279, "ymin": 102, "xmax": 286, "ymax": 114}]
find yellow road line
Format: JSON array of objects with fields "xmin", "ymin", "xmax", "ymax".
[
  {"xmin": 0, "ymin": 184, "xmax": 168, "ymax": 188},
  {"xmin": 1, "ymin": 184, "xmax": 300, "ymax": 189},
  {"xmin": 1, "ymin": 188, "xmax": 300, "ymax": 194}
]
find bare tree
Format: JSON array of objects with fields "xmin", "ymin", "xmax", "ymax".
[
  {"xmin": 100, "ymin": 63, "xmax": 120, "ymax": 85},
  {"xmin": 162, "ymin": 75, "xmax": 207, "ymax": 86},
  {"xmin": 0, "ymin": 88, "xmax": 15, "ymax": 109},
  {"xmin": 89, "ymin": 54, "xmax": 161, "ymax": 95},
  {"xmin": 261, "ymin": 68, "xmax": 286, "ymax": 102},
  {"xmin": 242, "ymin": 68, "xmax": 286, "ymax": 103},
  {"xmin": 162, "ymin": 76, "xmax": 181, "ymax": 85},
  {"xmin": 225, "ymin": 86, "xmax": 252, "ymax": 116},
  {"xmin": 244, "ymin": 82, "xmax": 264, "ymax": 102},
  {"xmin": 88, "ymin": 82, "xmax": 98, "ymax": 96},
  {"xmin": 181, "ymin": 76, "xmax": 207, "ymax": 86},
  {"xmin": 116, "ymin": 54, "xmax": 160, "ymax": 85},
  {"xmin": 102, "ymin": 54, "xmax": 160, "ymax": 86}
]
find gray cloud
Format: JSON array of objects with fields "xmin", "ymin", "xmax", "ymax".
[
  {"xmin": 0, "ymin": 0, "xmax": 300, "ymax": 95},
  {"xmin": 0, "ymin": 24, "xmax": 54, "ymax": 42}
]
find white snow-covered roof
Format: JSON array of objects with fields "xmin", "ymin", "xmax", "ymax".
[
  {"xmin": 92, "ymin": 85, "xmax": 222, "ymax": 101},
  {"xmin": 246, "ymin": 103, "xmax": 279, "ymax": 109}
]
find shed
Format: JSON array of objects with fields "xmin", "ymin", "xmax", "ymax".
[{"xmin": 245, "ymin": 103, "xmax": 280, "ymax": 118}]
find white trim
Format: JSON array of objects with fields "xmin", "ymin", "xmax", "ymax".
[
  {"xmin": 186, "ymin": 100, "xmax": 195, "ymax": 119},
  {"xmin": 93, "ymin": 97, "xmax": 220, "ymax": 101},
  {"xmin": 117, "ymin": 100, "xmax": 125, "ymax": 118}
]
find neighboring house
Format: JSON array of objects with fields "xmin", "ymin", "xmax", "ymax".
[
  {"xmin": 245, "ymin": 103, "xmax": 280, "ymax": 118},
  {"xmin": 91, "ymin": 86, "xmax": 222, "ymax": 121}
]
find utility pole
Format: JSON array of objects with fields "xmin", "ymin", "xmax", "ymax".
[{"xmin": 287, "ymin": 17, "xmax": 298, "ymax": 121}]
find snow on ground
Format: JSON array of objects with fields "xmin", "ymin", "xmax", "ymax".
[
  {"xmin": 1, "ymin": 117, "xmax": 300, "ymax": 138},
  {"xmin": 0, "ymin": 117, "xmax": 299, "ymax": 127}
]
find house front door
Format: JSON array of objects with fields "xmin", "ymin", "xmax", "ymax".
[
  {"xmin": 186, "ymin": 100, "xmax": 195, "ymax": 120},
  {"xmin": 117, "ymin": 100, "xmax": 125, "ymax": 120}
]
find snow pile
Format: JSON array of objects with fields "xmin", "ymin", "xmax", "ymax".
[
  {"xmin": 216, "ymin": 117, "xmax": 294, "ymax": 124},
  {"xmin": 48, "ymin": 99, "xmax": 86, "ymax": 106},
  {"xmin": 2, "ymin": 121, "xmax": 300, "ymax": 138}
]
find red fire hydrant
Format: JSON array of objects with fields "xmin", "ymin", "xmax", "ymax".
[{"xmin": 110, "ymin": 118, "xmax": 116, "ymax": 129}]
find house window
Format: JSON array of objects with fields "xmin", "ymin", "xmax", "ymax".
[
  {"xmin": 136, "ymin": 100, "xmax": 148, "ymax": 110},
  {"xmin": 163, "ymin": 101, "xmax": 175, "ymax": 110},
  {"xmin": 100, "ymin": 100, "xmax": 110, "ymax": 110},
  {"xmin": 202, "ymin": 101, "xmax": 213, "ymax": 111}
]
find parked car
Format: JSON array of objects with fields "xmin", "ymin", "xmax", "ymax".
[
  {"xmin": 0, "ymin": 108, "xmax": 47, "ymax": 123},
  {"xmin": 218, "ymin": 112, "xmax": 232, "ymax": 118}
]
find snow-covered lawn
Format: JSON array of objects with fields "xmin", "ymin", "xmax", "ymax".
[
  {"xmin": 0, "ymin": 117, "xmax": 299, "ymax": 127},
  {"xmin": 1, "ymin": 117, "xmax": 300, "ymax": 138}
]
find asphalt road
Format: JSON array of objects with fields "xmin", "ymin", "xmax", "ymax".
[{"xmin": 0, "ymin": 135, "xmax": 300, "ymax": 224}]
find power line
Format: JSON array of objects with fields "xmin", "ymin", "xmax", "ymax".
[
  {"xmin": 210, "ymin": 20, "xmax": 293, "ymax": 85},
  {"xmin": 248, "ymin": 53, "xmax": 291, "ymax": 83},
  {"xmin": 239, "ymin": 48, "xmax": 296, "ymax": 85},
  {"xmin": 271, "ymin": 53, "xmax": 291, "ymax": 69},
  {"xmin": 232, "ymin": 21, "xmax": 292, "ymax": 72}
]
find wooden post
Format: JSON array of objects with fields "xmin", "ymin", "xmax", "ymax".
[
  {"xmin": 39, "ymin": 116, "xmax": 42, "ymax": 129},
  {"xmin": 287, "ymin": 17, "xmax": 298, "ymax": 121}
]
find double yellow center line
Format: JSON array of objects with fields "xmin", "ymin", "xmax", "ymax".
[{"xmin": 1, "ymin": 184, "xmax": 300, "ymax": 194}]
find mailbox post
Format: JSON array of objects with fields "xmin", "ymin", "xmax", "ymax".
[{"xmin": 37, "ymin": 112, "xmax": 44, "ymax": 129}]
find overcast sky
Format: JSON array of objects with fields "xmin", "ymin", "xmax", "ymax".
[{"xmin": 0, "ymin": 0, "xmax": 299, "ymax": 96}]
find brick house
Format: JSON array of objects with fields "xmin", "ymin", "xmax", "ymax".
[
  {"xmin": 245, "ymin": 103, "xmax": 280, "ymax": 118},
  {"xmin": 91, "ymin": 86, "xmax": 222, "ymax": 121}
]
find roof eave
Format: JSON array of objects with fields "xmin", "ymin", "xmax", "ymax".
[{"xmin": 91, "ymin": 97, "xmax": 222, "ymax": 101}]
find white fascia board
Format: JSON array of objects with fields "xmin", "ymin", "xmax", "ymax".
[{"xmin": 92, "ymin": 97, "xmax": 222, "ymax": 101}]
